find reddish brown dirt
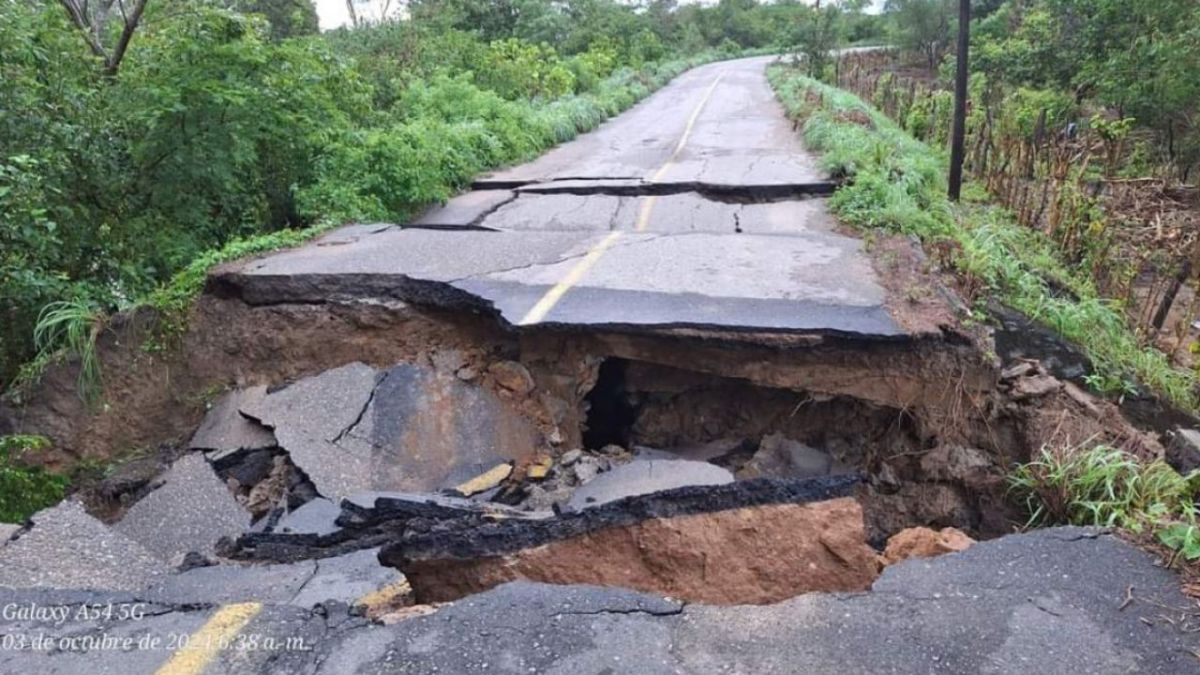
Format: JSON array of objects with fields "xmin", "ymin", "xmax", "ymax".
[
  {"xmin": 883, "ymin": 526, "xmax": 975, "ymax": 565},
  {"xmin": 402, "ymin": 497, "xmax": 880, "ymax": 605}
]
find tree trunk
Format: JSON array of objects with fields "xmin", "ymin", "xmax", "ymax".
[{"xmin": 948, "ymin": 0, "xmax": 971, "ymax": 201}]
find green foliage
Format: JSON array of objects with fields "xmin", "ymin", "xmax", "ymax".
[
  {"xmin": 0, "ymin": 435, "xmax": 68, "ymax": 524},
  {"xmin": 885, "ymin": 0, "xmax": 956, "ymax": 70},
  {"xmin": 1011, "ymin": 444, "xmax": 1200, "ymax": 561},
  {"xmin": 768, "ymin": 66, "xmax": 1200, "ymax": 412},
  {"xmin": 234, "ymin": 0, "xmax": 320, "ymax": 40},
  {"xmin": 478, "ymin": 39, "xmax": 576, "ymax": 100},
  {"xmin": 972, "ymin": 0, "xmax": 1200, "ymax": 180}
]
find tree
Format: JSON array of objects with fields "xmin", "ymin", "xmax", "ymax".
[
  {"xmin": 56, "ymin": 0, "xmax": 150, "ymax": 74},
  {"xmin": 233, "ymin": 0, "xmax": 319, "ymax": 40},
  {"xmin": 948, "ymin": 0, "xmax": 969, "ymax": 200},
  {"xmin": 886, "ymin": 0, "xmax": 955, "ymax": 70}
]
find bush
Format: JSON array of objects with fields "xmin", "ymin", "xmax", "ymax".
[{"xmin": 0, "ymin": 436, "xmax": 68, "ymax": 523}]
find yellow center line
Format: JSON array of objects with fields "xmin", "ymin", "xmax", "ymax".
[
  {"xmin": 521, "ymin": 72, "xmax": 725, "ymax": 323},
  {"xmin": 650, "ymin": 72, "xmax": 725, "ymax": 184},
  {"xmin": 155, "ymin": 603, "xmax": 262, "ymax": 675},
  {"xmin": 519, "ymin": 231, "xmax": 624, "ymax": 325}
]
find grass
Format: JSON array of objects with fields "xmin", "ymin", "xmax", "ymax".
[
  {"xmin": 767, "ymin": 66, "xmax": 1200, "ymax": 413},
  {"xmin": 1010, "ymin": 443, "xmax": 1200, "ymax": 561},
  {"xmin": 31, "ymin": 299, "xmax": 105, "ymax": 405}
]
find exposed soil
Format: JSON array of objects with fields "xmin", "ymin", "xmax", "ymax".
[{"xmin": 1, "ymin": 216, "xmax": 1188, "ymax": 607}]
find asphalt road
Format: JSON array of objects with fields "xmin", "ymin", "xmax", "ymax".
[
  {"xmin": 218, "ymin": 56, "xmax": 903, "ymax": 338},
  {"xmin": 2, "ymin": 528, "xmax": 1197, "ymax": 673}
]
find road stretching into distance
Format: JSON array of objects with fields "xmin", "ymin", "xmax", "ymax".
[
  {"xmin": 222, "ymin": 55, "xmax": 903, "ymax": 339},
  {"xmin": 2, "ymin": 57, "xmax": 1194, "ymax": 675}
]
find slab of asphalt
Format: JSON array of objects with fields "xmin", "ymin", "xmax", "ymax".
[
  {"xmin": 0, "ymin": 501, "xmax": 170, "ymax": 592},
  {"xmin": 114, "ymin": 453, "xmax": 251, "ymax": 563},
  {"xmin": 212, "ymin": 56, "xmax": 908, "ymax": 340},
  {"xmin": 242, "ymin": 362, "xmax": 538, "ymax": 501}
]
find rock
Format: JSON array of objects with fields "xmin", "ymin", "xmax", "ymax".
[
  {"xmin": 488, "ymin": 361, "xmax": 535, "ymax": 395},
  {"xmin": 96, "ymin": 456, "xmax": 162, "ymax": 502},
  {"xmin": 245, "ymin": 362, "xmax": 538, "ymax": 500},
  {"xmin": 455, "ymin": 366, "xmax": 477, "ymax": 381},
  {"xmin": 452, "ymin": 463, "xmax": 513, "ymax": 497},
  {"xmin": 190, "ymin": 386, "xmax": 277, "ymax": 458},
  {"xmin": 568, "ymin": 459, "xmax": 734, "ymax": 511},
  {"xmin": 883, "ymin": 527, "xmax": 975, "ymax": 564},
  {"xmin": 571, "ymin": 456, "xmax": 602, "ymax": 484},
  {"xmin": 560, "ymin": 449, "xmax": 583, "ymax": 466},
  {"xmin": 378, "ymin": 604, "xmax": 440, "ymax": 625},
  {"xmin": 527, "ymin": 455, "xmax": 553, "ymax": 480},
  {"xmin": 863, "ymin": 483, "xmax": 975, "ymax": 543},
  {"xmin": 396, "ymin": 496, "xmax": 877, "ymax": 605},
  {"xmin": 277, "ymin": 497, "xmax": 342, "ymax": 536},
  {"xmin": 1168, "ymin": 429, "xmax": 1200, "ymax": 474},
  {"xmin": 1000, "ymin": 362, "xmax": 1036, "ymax": 380},
  {"xmin": 736, "ymin": 433, "xmax": 851, "ymax": 480},
  {"xmin": 174, "ymin": 551, "xmax": 215, "ymax": 572},
  {"xmin": 1063, "ymin": 381, "xmax": 1102, "ymax": 417},
  {"xmin": 0, "ymin": 501, "xmax": 169, "ymax": 591},
  {"xmin": 635, "ymin": 438, "xmax": 745, "ymax": 464},
  {"xmin": 114, "ymin": 453, "xmax": 251, "ymax": 562},
  {"xmin": 918, "ymin": 445, "xmax": 998, "ymax": 489},
  {"xmin": 1011, "ymin": 374, "xmax": 1062, "ymax": 400},
  {"xmin": 242, "ymin": 454, "xmax": 292, "ymax": 517}
]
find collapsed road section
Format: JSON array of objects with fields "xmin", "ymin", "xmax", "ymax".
[{"xmin": 0, "ymin": 56, "xmax": 1193, "ymax": 673}]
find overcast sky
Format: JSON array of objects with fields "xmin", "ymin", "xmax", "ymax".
[{"xmin": 313, "ymin": 0, "xmax": 886, "ymax": 31}]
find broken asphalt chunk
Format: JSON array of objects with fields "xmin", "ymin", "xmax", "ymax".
[
  {"xmin": 566, "ymin": 459, "xmax": 733, "ymax": 511},
  {"xmin": 114, "ymin": 453, "xmax": 251, "ymax": 562},
  {"xmin": 190, "ymin": 386, "xmax": 277, "ymax": 459},
  {"xmin": 382, "ymin": 475, "xmax": 869, "ymax": 604},
  {"xmin": 0, "ymin": 501, "xmax": 170, "ymax": 592},
  {"xmin": 246, "ymin": 361, "xmax": 538, "ymax": 500}
]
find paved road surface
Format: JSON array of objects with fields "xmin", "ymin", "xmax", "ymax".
[
  {"xmin": 1, "ymin": 528, "xmax": 1197, "ymax": 673},
  {"xmin": 217, "ymin": 56, "xmax": 902, "ymax": 338}
]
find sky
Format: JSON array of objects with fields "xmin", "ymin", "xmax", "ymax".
[{"xmin": 314, "ymin": 0, "xmax": 886, "ymax": 31}]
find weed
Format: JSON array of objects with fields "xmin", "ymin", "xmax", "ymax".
[
  {"xmin": 1010, "ymin": 443, "xmax": 1200, "ymax": 561},
  {"xmin": 32, "ymin": 299, "xmax": 105, "ymax": 405}
]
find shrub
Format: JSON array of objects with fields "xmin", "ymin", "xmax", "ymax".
[{"xmin": 0, "ymin": 435, "xmax": 68, "ymax": 523}]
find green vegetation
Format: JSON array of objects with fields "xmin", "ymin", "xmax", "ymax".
[
  {"xmin": 1011, "ymin": 444, "xmax": 1200, "ymax": 562},
  {"xmin": 767, "ymin": 67, "xmax": 1199, "ymax": 411},
  {"xmin": 0, "ymin": 435, "xmax": 69, "ymax": 523},
  {"xmin": 972, "ymin": 0, "xmax": 1200, "ymax": 180},
  {"xmin": 1, "ymin": 0, "xmax": 887, "ymax": 395}
]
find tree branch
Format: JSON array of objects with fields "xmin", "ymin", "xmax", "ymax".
[
  {"xmin": 104, "ymin": 0, "xmax": 148, "ymax": 75},
  {"xmin": 56, "ymin": 0, "xmax": 110, "ymax": 61}
]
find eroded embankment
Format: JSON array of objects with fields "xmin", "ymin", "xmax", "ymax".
[{"xmin": 0, "ymin": 273, "xmax": 1173, "ymax": 606}]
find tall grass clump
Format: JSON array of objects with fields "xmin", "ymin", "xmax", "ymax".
[{"xmin": 1011, "ymin": 443, "xmax": 1200, "ymax": 561}]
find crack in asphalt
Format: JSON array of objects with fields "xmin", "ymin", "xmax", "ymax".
[
  {"xmin": 331, "ymin": 369, "xmax": 391, "ymax": 445},
  {"xmin": 448, "ymin": 233, "xmax": 664, "ymax": 283},
  {"xmin": 552, "ymin": 605, "xmax": 686, "ymax": 619}
]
